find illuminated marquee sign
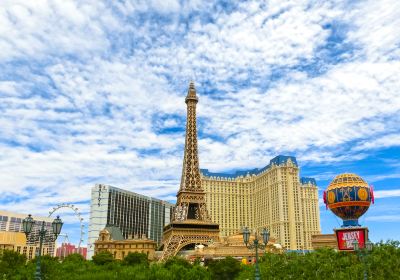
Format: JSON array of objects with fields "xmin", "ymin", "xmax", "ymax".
[{"xmin": 334, "ymin": 227, "xmax": 368, "ymax": 251}]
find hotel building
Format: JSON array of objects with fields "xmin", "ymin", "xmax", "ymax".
[
  {"xmin": 201, "ymin": 155, "xmax": 320, "ymax": 250},
  {"xmin": 56, "ymin": 243, "xmax": 87, "ymax": 260},
  {"xmin": 88, "ymin": 184, "xmax": 174, "ymax": 259},
  {"xmin": 0, "ymin": 210, "xmax": 56, "ymax": 259}
]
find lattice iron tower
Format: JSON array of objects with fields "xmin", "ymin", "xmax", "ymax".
[{"xmin": 160, "ymin": 82, "xmax": 220, "ymax": 260}]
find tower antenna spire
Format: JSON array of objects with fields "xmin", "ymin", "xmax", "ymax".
[{"xmin": 160, "ymin": 82, "xmax": 220, "ymax": 261}]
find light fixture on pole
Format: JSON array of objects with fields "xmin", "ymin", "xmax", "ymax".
[
  {"xmin": 23, "ymin": 214, "xmax": 63, "ymax": 280},
  {"xmin": 242, "ymin": 227, "xmax": 269, "ymax": 280},
  {"xmin": 353, "ymin": 239, "xmax": 373, "ymax": 280}
]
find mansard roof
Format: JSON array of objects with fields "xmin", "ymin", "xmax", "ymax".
[
  {"xmin": 103, "ymin": 225, "xmax": 124, "ymax": 241},
  {"xmin": 200, "ymin": 155, "xmax": 316, "ymax": 186},
  {"xmin": 300, "ymin": 177, "xmax": 317, "ymax": 186},
  {"xmin": 200, "ymin": 155, "xmax": 298, "ymax": 178}
]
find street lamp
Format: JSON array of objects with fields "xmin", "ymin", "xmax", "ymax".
[
  {"xmin": 353, "ymin": 239, "xmax": 373, "ymax": 280},
  {"xmin": 22, "ymin": 214, "xmax": 63, "ymax": 280},
  {"xmin": 242, "ymin": 227, "xmax": 269, "ymax": 280}
]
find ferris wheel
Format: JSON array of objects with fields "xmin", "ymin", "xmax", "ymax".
[{"xmin": 48, "ymin": 203, "xmax": 85, "ymax": 248}]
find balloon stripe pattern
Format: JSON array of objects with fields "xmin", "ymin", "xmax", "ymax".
[{"xmin": 324, "ymin": 173, "xmax": 373, "ymax": 223}]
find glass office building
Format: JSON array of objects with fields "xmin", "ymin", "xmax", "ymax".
[{"xmin": 87, "ymin": 184, "xmax": 174, "ymax": 259}]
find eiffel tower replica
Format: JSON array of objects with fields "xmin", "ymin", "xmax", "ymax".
[{"xmin": 160, "ymin": 82, "xmax": 220, "ymax": 261}]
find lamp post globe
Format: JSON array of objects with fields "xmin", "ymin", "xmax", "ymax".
[
  {"xmin": 243, "ymin": 227, "xmax": 250, "ymax": 245},
  {"xmin": 52, "ymin": 215, "xmax": 63, "ymax": 237},
  {"xmin": 262, "ymin": 228, "xmax": 269, "ymax": 245},
  {"xmin": 242, "ymin": 227, "xmax": 269, "ymax": 280},
  {"xmin": 22, "ymin": 214, "xmax": 35, "ymax": 235},
  {"xmin": 23, "ymin": 214, "xmax": 63, "ymax": 280}
]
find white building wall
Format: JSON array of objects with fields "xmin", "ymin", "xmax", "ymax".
[
  {"xmin": 87, "ymin": 184, "xmax": 109, "ymax": 260},
  {"xmin": 87, "ymin": 184, "xmax": 174, "ymax": 259},
  {"xmin": 164, "ymin": 206, "xmax": 171, "ymax": 226}
]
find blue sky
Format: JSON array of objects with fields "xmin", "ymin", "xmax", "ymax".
[{"xmin": 0, "ymin": 0, "xmax": 399, "ymax": 246}]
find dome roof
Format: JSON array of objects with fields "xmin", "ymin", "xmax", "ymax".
[{"xmin": 327, "ymin": 173, "xmax": 368, "ymax": 190}]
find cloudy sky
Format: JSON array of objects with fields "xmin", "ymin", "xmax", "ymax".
[{"xmin": 1, "ymin": 0, "xmax": 399, "ymax": 245}]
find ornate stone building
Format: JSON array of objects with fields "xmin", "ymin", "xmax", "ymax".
[
  {"xmin": 192, "ymin": 233, "xmax": 283, "ymax": 261},
  {"xmin": 94, "ymin": 226, "xmax": 157, "ymax": 260},
  {"xmin": 201, "ymin": 156, "xmax": 320, "ymax": 250}
]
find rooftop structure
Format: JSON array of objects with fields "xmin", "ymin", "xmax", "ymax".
[{"xmin": 88, "ymin": 184, "xmax": 174, "ymax": 259}]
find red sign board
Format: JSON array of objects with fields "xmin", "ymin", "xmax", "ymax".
[{"xmin": 335, "ymin": 227, "xmax": 368, "ymax": 251}]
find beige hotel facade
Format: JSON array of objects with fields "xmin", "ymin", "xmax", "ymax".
[
  {"xmin": 200, "ymin": 155, "xmax": 320, "ymax": 250},
  {"xmin": 0, "ymin": 210, "xmax": 56, "ymax": 260}
]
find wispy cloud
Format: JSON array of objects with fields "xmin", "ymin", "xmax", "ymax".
[
  {"xmin": 366, "ymin": 215, "xmax": 400, "ymax": 222},
  {"xmin": 0, "ymin": 0, "xmax": 400, "ymax": 243},
  {"xmin": 374, "ymin": 189, "xmax": 400, "ymax": 199}
]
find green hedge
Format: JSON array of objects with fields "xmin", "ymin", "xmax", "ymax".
[{"xmin": 1, "ymin": 241, "xmax": 399, "ymax": 280}]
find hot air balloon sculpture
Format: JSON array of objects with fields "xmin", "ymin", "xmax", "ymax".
[{"xmin": 324, "ymin": 173, "xmax": 374, "ymax": 227}]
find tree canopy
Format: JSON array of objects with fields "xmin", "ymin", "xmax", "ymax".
[
  {"xmin": 123, "ymin": 252, "xmax": 149, "ymax": 266},
  {"xmin": 208, "ymin": 256, "xmax": 241, "ymax": 280},
  {"xmin": 91, "ymin": 251, "xmax": 114, "ymax": 265},
  {"xmin": 0, "ymin": 241, "xmax": 399, "ymax": 279}
]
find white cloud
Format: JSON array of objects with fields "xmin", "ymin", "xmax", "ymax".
[
  {"xmin": 0, "ymin": 0, "xmax": 400, "ymax": 242},
  {"xmin": 354, "ymin": 134, "xmax": 400, "ymax": 151},
  {"xmin": 374, "ymin": 189, "xmax": 400, "ymax": 199},
  {"xmin": 364, "ymin": 173, "xmax": 400, "ymax": 183},
  {"xmin": 0, "ymin": 81, "xmax": 19, "ymax": 95},
  {"xmin": 196, "ymin": 59, "xmax": 400, "ymax": 166},
  {"xmin": 345, "ymin": 0, "xmax": 400, "ymax": 62},
  {"xmin": 0, "ymin": 0, "xmax": 117, "ymax": 61},
  {"xmin": 366, "ymin": 215, "xmax": 400, "ymax": 222}
]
